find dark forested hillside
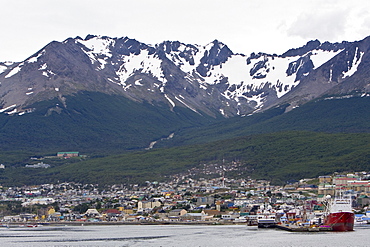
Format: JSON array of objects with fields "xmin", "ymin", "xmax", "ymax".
[
  {"xmin": 1, "ymin": 94, "xmax": 370, "ymax": 186},
  {"xmin": 160, "ymin": 95, "xmax": 370, "ymax": 147},
  {"xmin": 1, "ymin": 131, "xmax": 369, "ymax": 186},
  {"xmin": 0, "ymin": 91, "xmax": 218, "ymax": 154}
]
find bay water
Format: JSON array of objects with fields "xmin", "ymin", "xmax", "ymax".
[{"xmin": 0, "ymin": 224, "xmax": 369, "ymax": 246}]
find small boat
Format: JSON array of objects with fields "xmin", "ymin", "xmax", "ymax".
[
  {"xmin": 257, "ymin": 205, "xmax": 277, "ymax": 228},
  {"xmin": 26, "ymin": 224, "xmax": 41, "ymax": 228},
  {"xmin": 355, "ymin": 214, "xmax": 367, "ymax": 224},
  {"xmin": 246, "ymin": 214, "xmax": 258, "ymax": 226},
  {"xmin": 234, "ymin": 216, "xmax": 248, "ymax": 223},
  {"xmin": 275, "ymin": 224, "xmax": 333, "ymax": 232},
  {"xmin": 323, "ymin": 193, "xmax": 354, "ymax": 231}
]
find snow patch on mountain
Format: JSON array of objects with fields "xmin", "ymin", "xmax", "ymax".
[
  {"xmin": 134, "ymin": 79, "xmax": 143, "ymax": 86},
  {"xmin": 342, "ymin": 47, "xmax": 364, "ymax": 78},
  {"xmin": 202, "ymin": 55, "xmax": 248, "ymax": 86},
  {"xmin": 250, "ymin": 55, "xmax": 299, "ymax": 98},
  {"xmin": 39, "ymin": 63, "xmax": 47, "ymax": 70},
  {"xmin": 26, "ymin": 51, "xmax": 44, "ymax": 64},
  {"xmin": 0, "ymin": 65, "xmax": 7, "ymax": 74},
  {"xmin": 116, "ymin": 50, "xmax": 166, "ymax": 85},
  {"xmin": 0, "ymin": 104, "xmax": 16, "ymax": 113},
  {"xmin": 77, "ymin": 36, "xmax": 115, "ymax": 70},
  {"xmin": 78, "ymin": 36, "xmax": 114, "ymax": 57},
  {"xmin": 38, "ymin": 63, "xmax": 55, "ymax": 78},
  {"xmin": 5, "ymin": 62, "xmax": 23, "ymax": 78},
  {"xmin": 6, "ymin": 108, "xmax": 17, "ymax": 115},
  {"xmin": 164, "ymin": 94, "xmax": 175, "ymax": 108},
  {"xmin": 162, "ymin": 43, "xmax": 197, "ymax": 72},
  {"xmin": 310, "ymin": 49, "xmax": 344, "ymax": 69},
  {"xmin": 205, "ymin": 54, "xmax": 299, "ymax": 102},
  {"xmin": 174, "ymin": 95, "xmax": 198, "ymax": 113},
  {"xmin": 213, "ymin": 47, "xmax": 346, "ymax": 104},
  {"xmin": 192, "ymin": 44, "xmax": 210, "ymax": 67}
]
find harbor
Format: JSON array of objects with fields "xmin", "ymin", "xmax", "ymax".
[{"xmin": 0, "ymin": 172, "xmax": 368, "ymax": 231}]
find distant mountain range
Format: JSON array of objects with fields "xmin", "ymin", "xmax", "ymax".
[
  {"xmin": 2, "ymin": 35, "xmax": 370, "ymax": 118},
  {"xmin": 1, "ymin": 34, "xmax": 370, "ymax": 185}
]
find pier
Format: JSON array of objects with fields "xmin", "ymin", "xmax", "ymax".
[{"xmin": 275, "ymin": 224, "xmax": 333, "ymax": 232}]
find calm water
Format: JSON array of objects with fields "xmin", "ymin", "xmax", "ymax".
[{"xmin": 0, "ymin": 224, "xmax": 369, "ymax": 247}]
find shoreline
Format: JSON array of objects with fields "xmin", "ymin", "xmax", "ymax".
[{"xmin": 2, "ymin": 221, "xmax": 241, "ymax": 227}]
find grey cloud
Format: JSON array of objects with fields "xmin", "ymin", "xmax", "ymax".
[{"xmin": 287, "ymin": 10, "xmax": 347, "ymax": 41}]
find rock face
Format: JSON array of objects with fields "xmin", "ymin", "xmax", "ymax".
[{"xmin": 1, "ymin": 34, "xmax": 370, "ymax": 117}]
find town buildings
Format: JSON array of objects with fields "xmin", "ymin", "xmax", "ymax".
[{"xmin": 0, "ymin": 171, "xmax": 369, "ymax": 223}]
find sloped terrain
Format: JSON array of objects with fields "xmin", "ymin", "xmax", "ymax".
[
  {"xmin": 0, "ymin": 92, "xmax": 217, "ymax": 154},
  {"xmin": 1, "ymin": 131, "xmax": 370, "ymax": 186},
  {"xmin": 0, "ymin": 95, "xmax": 369, "ymax": 186},
  {"xmin": 157, "ymin": 95, "xmax": 370, "ymax": 147},
  {"xmin": 1, "ymin": 35, "xmax": 370, "ymax": 185}
]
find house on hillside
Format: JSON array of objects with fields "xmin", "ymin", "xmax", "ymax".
[
  {"xmin": 169, "ymin": 209, "xmax": 187, "ymax": 217},
  {"xmin": 319, "ymin": 176, "xmax": 332, "ymax": 184},
  {"xmin": 84, "ymin": 209, "xmax": 101, "ymax": 218},
  {"xmin": 203, "ymin": 209, "xmax": 221, "ymax": 217},
  {"xmin": 57, "ymin": 152, "xmax": 79, "ymax": 158},
  {"xmin": 137, "ymin": 199, "xmax": 162, "ymax": 213},
  {"xmin": 332, "ymin": 177, "xmax": 358, "ymax": 186},
  {"xmin": 347, "ymin": 181, "xmax": 370, "ymax": 193},
  {"xmin": 101, "ymin": 209, "xmax": 122, "ymax": 221},
  {"xmin": 22, "ymin": 198, "xmax": 55, "ymax": 206},
  {"xmin": 181, "ymin": 211, "xmax": 206, "ymax": 221},
  {"xmin": 196, "ymin": 196, "xmax": 214, "ymax": 207}
]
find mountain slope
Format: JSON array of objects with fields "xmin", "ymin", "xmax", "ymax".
[
  {"xmin": 158, "ymin": 95, "xmax": 370, "ymax": 147},
  {"xmin": 2, "ymin": 35, "xmax": 370, "ymax": 119},
  {"xmin": 1, "ymin": 34, "xmax": 370, "ymax": 186},
  {"xmin": 0, "ymin": 91, "xmax": 217, "ymax": 153},
  {"xmin": 278, "ymin": 37, "xmax": 370, "ymax": 110}
]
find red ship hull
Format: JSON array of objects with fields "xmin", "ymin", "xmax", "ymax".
[{"xmin": 324, "ymin": 212, "xmax": 354, "ymax": 231}]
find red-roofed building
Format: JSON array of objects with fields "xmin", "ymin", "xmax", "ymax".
[
  {"xmin": 347, "ymin": 181, "xmax": 370, "ymax": 193},
  {"xmin": 332, "ymin": 177, "xmax": 357, "ymax": 186}
]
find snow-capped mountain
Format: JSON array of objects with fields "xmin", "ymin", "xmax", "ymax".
[{"xmin": 0, "ymin": 34, "xmax": 369, "ymax": 117}]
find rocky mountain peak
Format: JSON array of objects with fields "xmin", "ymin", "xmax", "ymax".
[{"xmin": 1, "ymin": 34, "xmax": 370, "ymax": 117}]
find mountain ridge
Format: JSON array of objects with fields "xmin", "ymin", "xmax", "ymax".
[{"xmin": 2, "ymin": 34, "xmax": 369, "ymax": 118}]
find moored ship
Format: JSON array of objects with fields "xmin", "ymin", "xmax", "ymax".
[
  {"xmin": 257, "ymin": 204, "xmax": 278, "ymax": 228},
  {"xmin": 323, "ymin": 193, "xmax": 354, "ymax": 231}
]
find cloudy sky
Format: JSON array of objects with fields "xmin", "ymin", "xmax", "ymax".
[{"xmin": 1, "ymin": 0, "xmax": 370, "ymax": 62}]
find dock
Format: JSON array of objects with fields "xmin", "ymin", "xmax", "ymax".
[{"xmin": 275, "ymin": 224, "xmax": 333, "ymax": 232}]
